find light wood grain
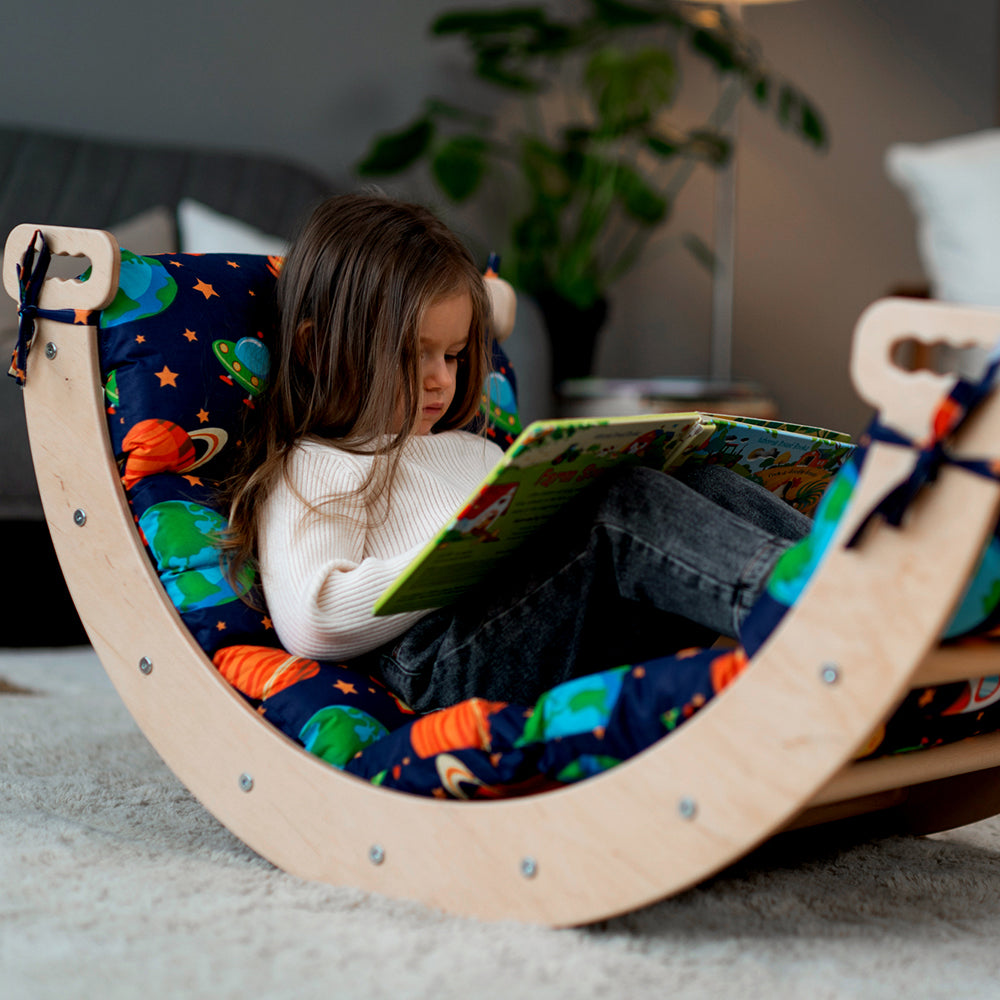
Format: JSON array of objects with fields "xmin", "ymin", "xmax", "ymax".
[
  {"xmin": 12, "ymin": 225, "xmax": 1000, "ymax": 925},
  {"xmin": 808, "ymin": 732, "xmax": 1000, "ymax": 809},
  {"xmin": 3, "ymin": 224, "xmax": 119, "ymax": 311},
  {"xmin": 850, "ymin": 296, "xmax": 1000, "ymax": 442},
  {"xmin": 913, "ymin": 644, "xmax": 1000, "ymax": 687}
]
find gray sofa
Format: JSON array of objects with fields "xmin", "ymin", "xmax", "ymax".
[{"xmin": 2, "ymin": 124, "xmax": 335, "ymax": 643}]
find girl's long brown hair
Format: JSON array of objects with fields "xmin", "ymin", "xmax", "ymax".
[{"xmin": 219, "ymin": 193, "xmax": 491, "ymax": 591}]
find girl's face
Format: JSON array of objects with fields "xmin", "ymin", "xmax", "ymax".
[{"xmin": 414, "ymin": 291, "xmax": 472, "ymax": 435}]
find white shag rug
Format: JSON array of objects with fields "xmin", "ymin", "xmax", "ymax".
[{"xmin": 5, "ymin": 646, "xmax": 1000, "ymax": 1000}]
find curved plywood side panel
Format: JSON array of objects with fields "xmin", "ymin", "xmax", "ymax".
[{"xmin": 13, "ymin": 227, "xmax": 1000, "ymax": 926}]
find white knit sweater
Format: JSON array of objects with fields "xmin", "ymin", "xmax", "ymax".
[{"xmin": 259, "ymin": 430, "xmax": 503, "ymax": 661}]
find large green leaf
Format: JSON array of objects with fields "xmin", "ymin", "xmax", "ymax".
[
  {"xmin": 585, "ymin": 46, "xmax": 676, "ymax": 134},
  {"xmin": 800, "ymin": 98, "xmax": 827, "ymax": 149},
  {"xmin": 613, "ymin": 164, "xmax": 668, "ymax": 224},
  {"xmin": 549, "ymin": 230, "xmax": 604, "ymax": 308},
  {"xmin": 644, "ymin": 124, "xmax": 689, "ymax": 159},
  {"xmin": 588, "ymin": 0, "xmax": 667, "ymax": 28},
  {"xmin": 777, "ymin": 84, "xmax": 828, "ymax": 149},
  {"xmin": 690, "ymin": 27, "xmax": 738, "ymax": 73},
  {"xmin": 475, "ymin": 47, "xmax": 543, "ymax": 91},
  {"xmin": 562, "ymin": 125, "xmax": 594, "ymax": 149},
  {"xmin": 520, "ymin": 20, "xmax": 578, "ymax": 56},
  {"xmin": 513, "ymin": 203, "xmax": 561, "ymax": 254},
  {"xmin": 750, "ymin": 73, "xmax": 770, "ymax": 106},
  {"xmin": 645, "ymin": 135, "xmax": 678, "ymax": 158},
  {"xmin": 357, "ymin": 119, "xmax": 434, "ymax": 175},
  {"xmin": 434, "ymin": 7, "xmax": 577, "ymax": 72},
  {"xmin": 432, "ymin": 8, "xmax": 549, "ymax": 37},
  {"xmin": 431, "ymin": 136, "xmax": 489, "ymax": 201}
]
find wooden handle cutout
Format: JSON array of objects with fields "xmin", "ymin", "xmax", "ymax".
[
  {"xmin": 851, "ymin": 297, "xmax": 1000, "ymax": 442},
  {"xmin": 3, "ymin": 224, "xmax": 120, "ymax": 312}
]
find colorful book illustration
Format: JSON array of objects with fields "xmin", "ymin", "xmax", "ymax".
[{"xmin": 374, "ymin": 412, "xmax": 854, "ymax": 616}]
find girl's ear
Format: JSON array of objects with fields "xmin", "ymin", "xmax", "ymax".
[{"xmin": 293, "ymin": 320, "xmax": 314, "ymax": 366}]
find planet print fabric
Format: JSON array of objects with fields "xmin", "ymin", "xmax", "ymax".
[
  {"xmin": 16, "ymin": 232, "xmax": 1000, "ymax": 800},
  {"xmin": 85, "ymin": 245, "xmax": 749, "ymax": 797},
  {"xmin": 99, "ymin": 251, "xmax": 287, "ymax": 656},
  {"xmin": 740, "ymin": 350, "xmax": 1000, "ymax": 761},
  {"xmin": 341, "ymin": 648, "xmax": 751, "ymax": 798}
]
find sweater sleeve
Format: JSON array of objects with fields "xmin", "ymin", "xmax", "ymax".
[{"xmin": 258, "ymin": 447, "xmax": 430, "ymax": 661}]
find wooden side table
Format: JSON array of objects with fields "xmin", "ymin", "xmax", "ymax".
[{"xmin": 556, "ymin": 377, "xmax": 778, "ymax": 420}]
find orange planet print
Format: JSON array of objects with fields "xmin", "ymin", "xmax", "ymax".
[
  {"xmin": 410, "ymin": 698, "xmax": 505, "ymax": 759},
  {"xmin": 709, "ymin": 647, "xmax": 749, "ymax": 693},
  {"xmin": 121, "ymin": 419, "xmax": 196, "ymax": 488},
  {"xmin": 213, "ymin": 645, "xmax": 320, "ymax": 700}
]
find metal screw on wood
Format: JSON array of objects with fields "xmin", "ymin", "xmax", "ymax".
[
  {"xmin": 520, "ymin": 857, "xmax": 538, "ymax": 878},
  {"xmin": 238, "ymin": 773, "xmax": 254, "ymax": 793},
  {"xmin": 368, "ymin": 844, "xmax": 385, "ymax": 865},
  {"xmin": 138, "ymin": 657, "xmax": 153, "ymax": 675},
  {"xmin": 73, "ymin": 509, "xmax": 87, "ymax": 527},
  {"xmin": 44, "ymin": 342, "xmax": 57, "ymax": 360},
  {"xmin": 820, "ymin": 663, "xmax": 841, "ymax": 685},
  {"xmin": 678, "ymin": 797, "xmax": 698, "ymax": 820}
]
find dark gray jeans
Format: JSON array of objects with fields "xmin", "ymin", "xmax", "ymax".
[{"xmin": 373, "ymin": 464, "xmax": 811, "ymax": 712}]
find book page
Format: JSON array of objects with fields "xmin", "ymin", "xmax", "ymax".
[
  {"xmin": 374, "ymin": 413, "xmax": 708, "ymax": 615},
  {"xmin": 374, "ymin": 411, "xmax": 855, "ymax": 616}
]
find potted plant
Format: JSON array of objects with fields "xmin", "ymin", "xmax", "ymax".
[{"xmin": 356, "ymin": 0, "xmax": 826, "ymax": 391}]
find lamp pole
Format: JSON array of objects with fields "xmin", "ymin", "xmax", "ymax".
[
  {"xmin": 682, "ymin": 0, "xmax": 801, "ymax": 386},
  {"xmin": 710, "ymin": 4, "xmax": 742, "ymax": 384}
]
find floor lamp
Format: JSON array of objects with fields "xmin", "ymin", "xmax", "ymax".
[{"xmin": 683, "ymin": 0, "xmax": 801, "ymax": 386}]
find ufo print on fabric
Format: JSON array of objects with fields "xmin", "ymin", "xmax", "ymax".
[
  {"xmin": 104, "ymin": 369, "xmax": 119, "ymax": 408},
  {"xmin": 213, "ymin": 336, "xmax": 270, "ymax": 397},
  {"xmin": 482, "ymin": 370, "xmax": 521, "ymax": 437}
]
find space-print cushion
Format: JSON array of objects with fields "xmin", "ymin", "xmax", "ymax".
[
  {"xmin": 95, "ymin": 247, "xmax": 523, "ymax": 770},
  {"xmin": 98, "ymin": 250, "xmax": 522, "ymax": 650},
  {"xmin": 739, "ymin": 356, "xmax": 1000, "ymax": 761},
  {"xmin": 101, "ymin": 251, "xmax": 280, "ymax": 487},
  {"xmin": 99, "ymin": 251, "xmax": 283, "ymax": 654},
  {"xmin": 65, "ymin": 243, "xmax": 1000, "ymax": 793},
  {"xmin": 88, "ymin": 248, "xmax": 759, "ymax": 795},
  {"xmin": 741, "ymin": 368, "xmax": 1000, "ymax": 657}
]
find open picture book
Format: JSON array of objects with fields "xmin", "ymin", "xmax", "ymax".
[{"xmin": 374, "ymin": 412, "xmax": 854, "ymax": 616}]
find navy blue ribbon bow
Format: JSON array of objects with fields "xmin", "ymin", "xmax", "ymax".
[
  {"xmin": 7, "ymin": 230, "xmax": 97, "ymax": 387},
  {"xmin": 847, "ymin": 346, "xmax": 1000, "ymax": 548}
]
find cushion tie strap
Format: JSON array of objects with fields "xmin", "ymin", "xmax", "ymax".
[
  {"xmin": 7, "ymin": 230, "xmax": 98, "ymax": 387},
  {"xmin": 847, "ymin": 346, "xmax": 1000, "ymax": 548}
]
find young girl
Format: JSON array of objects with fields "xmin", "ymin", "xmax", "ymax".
[{"xmin": 224, "ymin": 193, "xmax": 811, "ymax": 714}]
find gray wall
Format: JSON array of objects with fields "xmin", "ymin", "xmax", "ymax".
[
  {"xmin": 600, "ymin": 0, "xmax": 998, "ymax": 434},
  {"xmin": 3, "ymin": 0, "xmax": 996, "ymax": 433}
]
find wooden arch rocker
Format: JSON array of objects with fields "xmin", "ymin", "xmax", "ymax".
[{"xmin": 8, "ymin": 222, "xmax": 1000, "ymax": 928}]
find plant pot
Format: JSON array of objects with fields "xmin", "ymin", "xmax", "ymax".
[{"xmin": 534, "ymin": 290, "xmax": 608, "ymax": 391}]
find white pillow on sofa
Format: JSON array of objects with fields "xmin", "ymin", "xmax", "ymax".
[
  {"xmin": 886, "ymin": 130, "xmax": 1000, "ymax": 307},
  {"xmin": 177, "ymin": 198, "xmax": 289, "ymax": 256}
]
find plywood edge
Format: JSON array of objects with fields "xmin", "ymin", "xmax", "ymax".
[{"xmin": 20, "ymin": 243, "xmax": 1000, "ymax": 925}]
